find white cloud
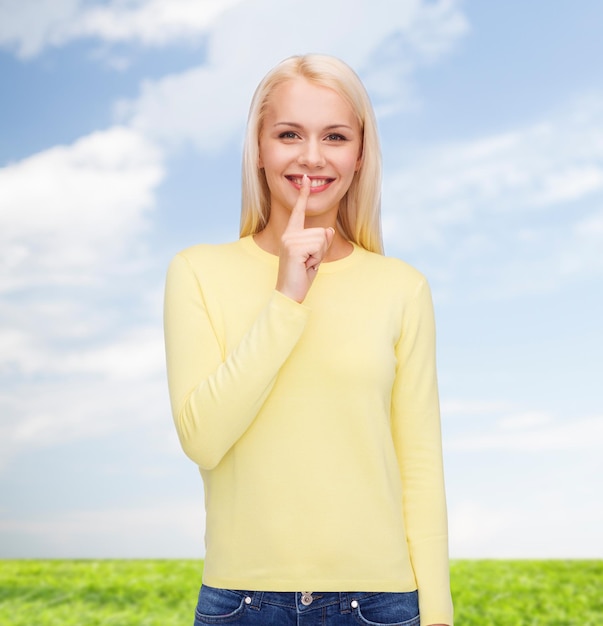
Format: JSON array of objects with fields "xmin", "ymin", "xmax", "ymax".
[
  {"xmin": 447, "ymin": 413, "xmax": 603, "ymax": 452},
  {"xmin": 0, "ymin": 126, "xmax": 164, "ymax": 291},
  {"xmin": 531, "ymin": 164, "xmax": 603, "ymax": 207},
  {"xmin": 557, "ymin": 207, "xmax": 603, "ymax": 278},
  {"xmin": 441, "ymin": 399, "xmax": 603, "ymax": 452},
  {"xmin": 0, "ymin": 0, "xmax": 79, "ymax": 58},
  {"xmin": 384, "ymin": 105, "xmax": 603, "ymax": 249},
  {"xmin": 55, "ymin": 326, "xmax": 165, "ymax": 380},
  {"xmin": 0, "ymin": 0, "xmax": 469, "ymax": 152},
  {"xmin": 400, "ymin": 0, "xmax": 469, "ymax": 62},
  {"xmin": 449, "ymin": 501, "xmax": 510, "ymax": 557},
  {"xmin": 0, "ymin": 500, "xmax": 205, "ymax": 557},
  {"xmin": 11, "ymin": 372, "xmax": 165, "ymax": 445},
  {"xmin": 449, "ymin": 498, "xmax": 603, "ymax": 558},
  {"xmin": 445, "ymin": 402, "xmax": 603, "ymax": 557},
  {"xmin": 117, "ymin": 0, "xmax": 468, "ymax": 151},
  {"xmin": 0, "ymin": 366, "xmax": 171, "ymax": 468},
  {"xmin": 0, "ymin": 0, "xmax": 467, "ymax": 68},
  {"xmin": 0, "ymin": 323, "xmax": 164, "ymax": 380},
  {"xmin": 0, "ymin": 125, "xmax": 170, "ymax": 471},
  {"xmin": 498, "ymin": 411, "xmax": 552, "ymax": 431},
  {"xmin": 383, "ymin": 95, "xmax": 603, "ymax": 294},
  {"xmin": 62, "ymin": 0, "xmax": 243, "ymax": 46},
  {"xmin": 0, "ymin": 0, "xmax": 243, "ymax": 58},
  {"xmin": 0, "ymin": 296, "xmax": 170, "ymax": 475},
  {"xmin": 441, "ymin": 398, "xmax": 510, "ymax": 417},
  {"xmin": 116, "ymin": 62, "xmax": 255, "ymax": 153}
]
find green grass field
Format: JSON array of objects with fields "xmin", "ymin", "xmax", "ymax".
[{"xmin": 1, "ymin": 559, "xmax": 601, "ymax": 625}]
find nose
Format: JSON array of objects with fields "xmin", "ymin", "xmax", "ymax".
[{"xmin": 297, "ymin": 138, "xmax": 325, "ymax": 168}]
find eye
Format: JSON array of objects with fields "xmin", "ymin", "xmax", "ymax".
[
  {"xmin": 278, "ymin": 131, "xmax": 299, "ymax": 140},
  {"xmin": 325, "ymin": 133, "xmax": 348, "ymax": 142}
]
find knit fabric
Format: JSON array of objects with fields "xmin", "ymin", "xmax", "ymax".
[{"xmin": 164, "ymin": 235, "xmax": 453, "ymax": 625}]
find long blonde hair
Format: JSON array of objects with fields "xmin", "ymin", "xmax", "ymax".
[{"xmin": 240, "ymin": 54, "xmax": 383, "ymax": 254}]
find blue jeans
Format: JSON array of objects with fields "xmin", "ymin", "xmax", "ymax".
[{"xmin": 193, "ymin": 585, "xmax": 420, "ymax": 626}]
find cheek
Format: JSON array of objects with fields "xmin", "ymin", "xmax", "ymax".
[
  {"xmin": 341, "ymin": 152, "xmax": 362, "ymax": 176},
  {"xmin": 259, "ymin": 146, "xmax": 287, "ymax": 174}
]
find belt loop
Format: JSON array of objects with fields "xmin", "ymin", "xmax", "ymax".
[
  {"xmin": 249, "ymin": 591, "xmax": 263, "ymax": 610},
  {"xmin": 339, "ymin": 592, "xmax": 351, "ymax": 614}
]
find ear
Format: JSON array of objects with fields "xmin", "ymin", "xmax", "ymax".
[
  {"xmin": 355, "ymin": 152, "xmax": 363, "ymax": 172},
  {"xmin": 257, "ymin": 151, "xmax": 264, "ymax": 169}
]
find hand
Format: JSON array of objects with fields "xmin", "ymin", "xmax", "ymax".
[{"xmin": 275, "ymin": 175, "xmax": 335, "ymax": 303}]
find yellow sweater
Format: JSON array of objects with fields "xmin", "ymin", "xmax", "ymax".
[{"xmin": 164, "ymin": 235, "xmax": 453, "ymax": 625}]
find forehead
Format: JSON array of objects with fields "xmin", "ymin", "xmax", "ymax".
[{"xmin": 265, "ymin": 77, "xmax": 357, "ymax": 125}]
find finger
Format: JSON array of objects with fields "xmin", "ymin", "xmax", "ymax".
[
  {"xmin": 285, "ymin": 174, "xmax": 310, "ymax": 233},
  {"xmin": 304, "ymin": 227, "xmax": 335, "ymax": 272}
]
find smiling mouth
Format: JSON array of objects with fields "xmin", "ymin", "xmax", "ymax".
[{"xmin": 286, "ymin": 175, "xmax": 335, "ymax": 188}]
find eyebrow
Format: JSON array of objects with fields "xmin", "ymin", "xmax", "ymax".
[{"xmin": 273, "ymin": 122, "xmax": 355, "ymax": 131}]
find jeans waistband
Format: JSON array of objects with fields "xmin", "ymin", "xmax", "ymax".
[{"xmin": 241, "ymin": 590, "xmax": 382, "ymax": 613}]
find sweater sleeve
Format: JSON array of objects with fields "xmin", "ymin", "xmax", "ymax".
[
  {"xmin": 163, "ymin": 252, "xmax": 310, "ymax": 470},
  {"xmin": 391, "ymin": 277, "xmax": 453, "ymax": 626}
]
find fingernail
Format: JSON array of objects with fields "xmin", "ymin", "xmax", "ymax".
[{"xmin": 328, "ymin": 227, "xmax": 335, "ymax": 235}]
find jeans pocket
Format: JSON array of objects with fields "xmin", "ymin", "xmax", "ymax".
[
  {"xmin": 352, "ymin": 591, "xmax": 420, "ymax": 626},
  {"xmin": 194, "ymin": 585, "xmax": 248, "ymax": 624}
]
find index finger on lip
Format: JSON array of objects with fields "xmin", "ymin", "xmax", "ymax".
[{"xmin": 285, "ymin": 174, "xmax": 310, "ymax": 232}]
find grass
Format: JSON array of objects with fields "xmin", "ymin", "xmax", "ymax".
[
  {"xmin": 0, "ymin": 560, "xmax": 203, "ymax": 626},
  {"xmin": 0, "ymin": 559, "xmax": 601, "ymax": 625},
  {"xmin": 450, "ymin": 560, "xmax": 603, "ymax": 624}
]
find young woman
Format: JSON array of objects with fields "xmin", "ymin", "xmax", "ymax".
[{"xmin": 164, "ymin": 54, "xmax": 453, "ymax": 626}]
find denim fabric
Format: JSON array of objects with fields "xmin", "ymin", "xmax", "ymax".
[{"xmin": 193, "ymin": 585, "xmax": 420, "ymax": 626}]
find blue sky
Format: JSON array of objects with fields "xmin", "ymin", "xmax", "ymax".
[{"xmin": 1, "ymin": 0, "xmax": 602, "ymax": 559}]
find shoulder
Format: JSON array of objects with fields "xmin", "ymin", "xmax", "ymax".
[
  {"xmin": 357, "ymin": 247, "xmax": 429, "ymax": 296},
  {"xmin": 172, "ymin": 239, "xmax": 245, "ymax": 266},
  {"xmin": 166, "ymin": 239, "xmax": 250, "ymax": 293},
  {"xmin": 167, "ymin": 238, "xmax": 252, "ymax": 277}
]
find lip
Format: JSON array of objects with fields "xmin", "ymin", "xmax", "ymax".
[{"xmin": 285, "ymin": 175, "xmax": 335, "ymax": 193}]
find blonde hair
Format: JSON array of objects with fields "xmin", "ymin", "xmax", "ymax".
[{"xmin": 240, "ymin": 54, "xmax": 383, "ymax": 254}]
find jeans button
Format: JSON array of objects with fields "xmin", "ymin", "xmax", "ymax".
[{"xmin": 301, "ymin": 592, "xmax": 313, "ymax": 606}]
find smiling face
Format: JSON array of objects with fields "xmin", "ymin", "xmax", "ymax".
[{"xmin": 258, "ymin": 77, "xmax": 363, "ymax": 226}]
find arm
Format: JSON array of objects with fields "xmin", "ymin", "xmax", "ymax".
[
  {"xmin": 391, "ymin": 278, "xmax": 453, "ymax": 626},
  {"xmin": 164, "ymin": 252, "xmax": 310, "ymax": 470},
  {"xmin": 165, "ymin": 180, "xmax": 335, "ymax": 470}
]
